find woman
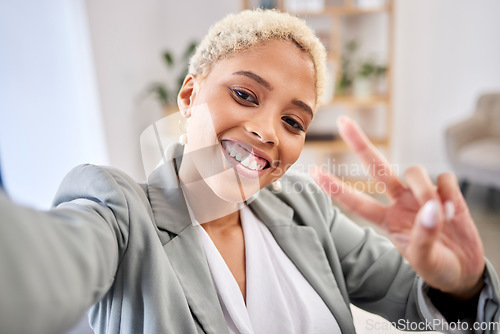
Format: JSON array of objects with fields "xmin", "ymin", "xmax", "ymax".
[{"xmin": 0, "ymin": 9, "xmax": 498, "ymax": 334}]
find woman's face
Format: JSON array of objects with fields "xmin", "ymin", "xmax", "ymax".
[{"xmin": 179, "ymin": 40, "xmax": 316, "ymax": 203}]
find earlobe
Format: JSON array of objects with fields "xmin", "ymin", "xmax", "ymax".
[{"xmin": 178, "ymin": 74, "xmax": 197, "ymax": 118}]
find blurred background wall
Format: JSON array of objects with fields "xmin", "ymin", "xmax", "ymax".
[
  {"xmin": 0, "ymin": 0, "xmax": 108, "ymax": 208},
  {"xmin": 393, "ymin": 0, "xmax": 500, "ymax": 173}
]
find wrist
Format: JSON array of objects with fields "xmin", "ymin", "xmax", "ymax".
[
  {"xmin": 447, "ymin": 277, "xmax": 485, "ymax": 301},
  {"xmin": 443, "ymin": 264, "xmax": 486, "ymax": 301}
]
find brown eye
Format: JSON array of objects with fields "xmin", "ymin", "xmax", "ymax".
[
  {"xmin": 282, "ymin": 116, "xmax": 305, "ymax": 132},
  {"xmin": 231, "ymin": 89, "xmax": 258, "ymax": 106}
]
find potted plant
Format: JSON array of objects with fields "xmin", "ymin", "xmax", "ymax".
[{"xmin": 353, "ymin": 58, "xmax": 387, "ymax": 98}]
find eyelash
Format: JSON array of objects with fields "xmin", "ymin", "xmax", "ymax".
[
  {"xmin": 230, "ymin": 88, "xmax": 306, "ymax": 133},
  {"xmin": 231, "ymin": 88, "xmax": 259, "ymax": 106},
  {"xmin": 282, "ymin": 116, "xmax": 305, "ymax": 132}
]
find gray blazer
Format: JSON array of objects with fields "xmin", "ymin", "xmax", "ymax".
[{"xmin": 0, "ymin": 144, "xmax": 499, "ymax": 334}]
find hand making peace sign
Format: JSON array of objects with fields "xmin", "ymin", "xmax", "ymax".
[{"xmin": 312, "ymin": 116, "xmax": 485, "ymax": 300}]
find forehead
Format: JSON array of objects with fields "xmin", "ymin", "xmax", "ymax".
[{"xmin": 204, "ymin": 40, "xmax": 316, "ymax": 98}]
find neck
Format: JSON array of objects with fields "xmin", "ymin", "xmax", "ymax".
[{"xmin": 202, "ymin": 210, "xmax": 241, "ymax": 234}]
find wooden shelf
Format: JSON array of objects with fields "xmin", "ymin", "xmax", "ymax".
[
  {"xmin": 304, "ymin": 137, "xmax": 389, "ymax": 154},
  {"xmin": 292, "ymin": 5, "xmax": 390, "ymax": 17},
  {"xmin": 322, "ymin": 95, "xmax": 389, "ymax": 108}
]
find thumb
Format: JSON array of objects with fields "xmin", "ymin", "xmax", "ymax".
[{"xmin": 407, "ymin": 200, "xmax": 443, "ymax": 264}]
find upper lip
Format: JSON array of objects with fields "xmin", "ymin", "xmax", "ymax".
[{"xmin": 221, "ymin": 138, "xmax": 274, "ymax": 167}]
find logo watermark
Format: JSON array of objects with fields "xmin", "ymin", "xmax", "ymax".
[{"xmin": 365, "ymin": 318, "xmax": 500, "ymax": 332}]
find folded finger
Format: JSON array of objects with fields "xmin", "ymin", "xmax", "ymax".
[
  {"xmin": 406, "ymin": 199, "xmax": 443, "ymax": 271},
  {"xmin": 437, "ymin": 172, "xmax": 467, "ymax": 215}
]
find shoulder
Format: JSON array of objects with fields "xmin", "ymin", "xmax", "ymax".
[
  {"xmin": 52, "ymin": 164, "xmax": 156, "ymax": 253},
  {"xmin": 53, "ymin": 164, "xmax": 152, "ymax": 221}
]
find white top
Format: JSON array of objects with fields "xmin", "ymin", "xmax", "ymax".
[{"xmin": 197, "ymin": 206, "xmax": 341, "ymax": 334}]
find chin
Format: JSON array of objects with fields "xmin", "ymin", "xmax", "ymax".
[{"xmin": 205, "ymin": 169, "xmax": 263, "ymax": 203}]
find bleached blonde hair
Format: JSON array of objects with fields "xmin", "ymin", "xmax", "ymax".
[{"xmin": 189, "ymin": 9, "xmax": 327, "ymax": 104}]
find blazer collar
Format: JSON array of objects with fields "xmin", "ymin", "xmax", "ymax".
[
  {"xmin": 145, "ymin": 143, "xmax": 355, "ymax": 333},
  {"xmin": 146, "ymin": 143, "xmax": 192, "ymax": 238}
]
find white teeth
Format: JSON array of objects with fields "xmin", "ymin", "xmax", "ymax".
[
  {"xmin": 248, "ymin": 161, "xmax": 258, "ymax": 170},
  {"xmin": 229, "ymin": 147, "xmax": 237, "ymax": 157},
  {"xmin": 240, "ymin": 156, "xmax": 250, "ymax": 168},
  {"xmin": 224, "ymin": 143, "xmax": 266, "ymax": 171}
]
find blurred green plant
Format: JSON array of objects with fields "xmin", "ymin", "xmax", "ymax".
[
  {"xmin": 148, "ymin": 41, "xmax": 197, "ymax": 107},
  {"xmin": 336, "ymin": 40, "xmax": 387, "ymax": 95},
  {"xmin": 357, "ymin": 58, "xmax": 386, "ymax": 79},
  {"xmin": 336, "ymin": 40, "xmax": 357, "ymax": 95}
]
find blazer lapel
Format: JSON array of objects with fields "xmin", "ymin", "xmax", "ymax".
[
  {"xmin": 249, "ymin": 188, "xmax": 356, "ymax": 334},
  {"xmin": 146, "ymin": 144, "xmax": 228, "ymax": 334},
  {"xmin": 163, "ymin": 225, "xmax": 229, "ymax": 334}
]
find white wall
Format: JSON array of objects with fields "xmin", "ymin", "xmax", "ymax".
[
  {"xmin": 393, "ymin": 0, "xmax": 500, "ymax": 176},
  {"xmin": 85, "ymin": 0, "xmax": 241, "ymax": 181},
  {"xmin": 0, "ymin": 0, "xmax": 108, "ymax": 209}
]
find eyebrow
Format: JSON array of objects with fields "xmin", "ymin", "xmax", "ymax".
[
  {"xmin": 233, "ymin": 71, "xmax": 273, "ymax": 90},
  {"xmin": 292, "ymin": 99, "xmax": 314, "ymax": 119}
]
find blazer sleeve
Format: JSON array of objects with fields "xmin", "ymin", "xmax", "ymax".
[{"xmin": 0, "ymin": 164, "xmax": 149, "ymax": 334}]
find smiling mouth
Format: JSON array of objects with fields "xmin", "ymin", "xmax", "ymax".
[{"xmin": 220, "ymin": 140, "xmax": 271, "ymax": 173}]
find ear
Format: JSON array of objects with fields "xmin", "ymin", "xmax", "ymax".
[{"xmin": 177, "ymin": 74, "xmax": 197, "ymax": 118}]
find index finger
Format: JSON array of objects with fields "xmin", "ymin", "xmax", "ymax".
[{"xmin": 337, "ymin": 116, "xmax": 404, "ymax": 197}]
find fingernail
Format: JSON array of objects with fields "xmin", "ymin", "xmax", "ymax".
[
  {"xmin": 445, "ymin": 201, "xmax": 455, "ymax": 221},
  {"xmin": 421, "ymin": 200, "xmax": 440, "ymax": 228},
  {"xmin": 337, "ymin": 116, "xmax": 349, "ymax": 129}
]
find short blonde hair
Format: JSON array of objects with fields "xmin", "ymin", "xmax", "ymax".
[{"xmin": 189, "ymin": 9, "xmax": 327, "ymax": 104}]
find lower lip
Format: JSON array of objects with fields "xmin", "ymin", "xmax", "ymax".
[{"xmin": 220, "ymin": 144, "xmax": 268, "ymax": 179}]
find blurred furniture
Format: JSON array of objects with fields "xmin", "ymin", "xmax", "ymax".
[{"xmin": 445, "ymin": 93, "xmax": 500, "ymax": 194}]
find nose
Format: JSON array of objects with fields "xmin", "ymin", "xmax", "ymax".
[{"xmin": 246, "ymin": 117, "xmax": 279, "ymax": 146}]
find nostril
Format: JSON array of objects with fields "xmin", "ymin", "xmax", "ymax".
[{"xmin": 248, "ymin": 127, "xmax": 278, "ymax": 146}]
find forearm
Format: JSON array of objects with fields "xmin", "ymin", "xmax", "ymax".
[{"xmin": 0, "ymin": 192, "xmax": 119, "ymax": 334}]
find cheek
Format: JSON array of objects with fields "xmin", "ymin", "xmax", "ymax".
[
  {"xmin": 271, "ymin": 137, "xmax": 304, "ymax": 177},
  {"xmin": 207, "ymin": 103, "xmax": 245, "ymax": 136},
  {"xmin": 186, "ymin": 104, "xmax": 219, "ymax": 149}
]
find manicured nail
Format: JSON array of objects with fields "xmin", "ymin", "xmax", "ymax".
[
  {"xmin": 421, "ymin": 200, "xmax": 439, "ymax": 228},
  {"xmin": 444, "ymin": 201, "xmax": 455, "ymax": 221}
]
